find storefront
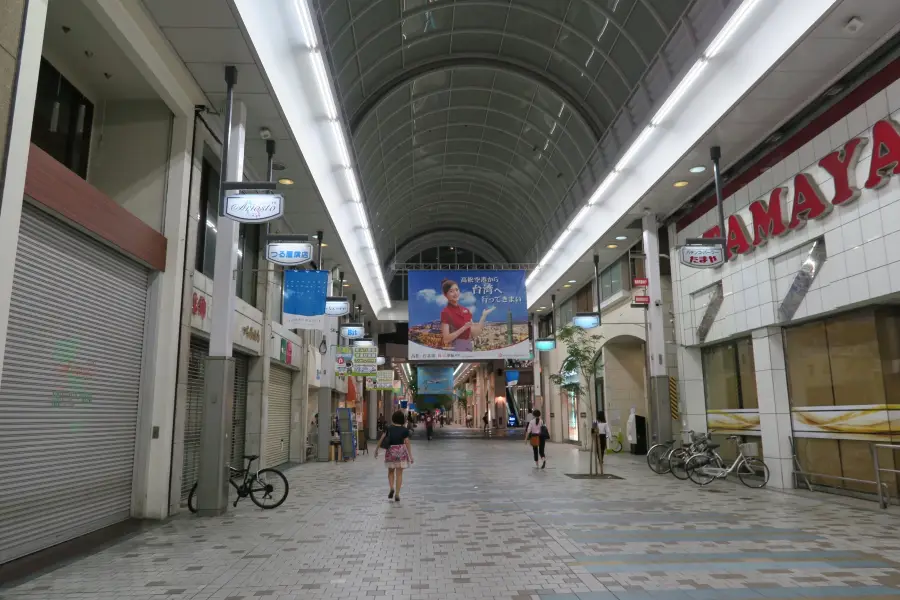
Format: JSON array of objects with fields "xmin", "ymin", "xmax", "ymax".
[
  {"xmin": 180, "ymin": 338, "xmax": 250, "ymax": 501},
  {"xmin": 672, "ymin": 78, "xmax": 900, "ymax": 492},
  {"xmin": 265, "ymin": 365, "xmax": 292, "ymax": 468},
  {"xmin": 0, "ymin": 204, "xmax": 149, "ymax": 563}
]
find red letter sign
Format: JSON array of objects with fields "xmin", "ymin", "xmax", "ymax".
[
  {"xmin": 789, "ymin": 173, "xmax": 831, "ymax": 229},
  {"xmin": 725, "ymin": 214, "xmax": 752, "ymax": 258},
  {"xmin": 819, "ymin": 137, "xmax": 867, "ymax": 206},
  {"xmin": 865, "ymin": 119, "xmax": 900, "ymax": 189},
  {"xmin": 748, "ymin": 187, "xmax": 788, "ymax": 247}
]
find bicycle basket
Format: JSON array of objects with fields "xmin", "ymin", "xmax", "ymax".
[{"xmin": 739, "ymin": 442, "xmax": 759, "ymax": 457}]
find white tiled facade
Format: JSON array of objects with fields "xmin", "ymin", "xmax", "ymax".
[{"xmin": 670, "ymin": 78, "xmax": 900, "ymax": 488}]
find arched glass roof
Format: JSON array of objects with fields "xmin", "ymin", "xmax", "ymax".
[{"xmin": 313, "ymin": 0, "xmax": 715, "ymax": 264}]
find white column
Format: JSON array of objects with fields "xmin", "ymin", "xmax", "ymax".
[
  {"xmin": 0, "ymin": 0, "xmax": 47, "ymax": 385},
  {"xmin": 752, "ymin": 327, "xmax": 794, "ymax": 489},
  {"xmin": 368, "ymin": 389, "xmax": 377, "ymax": 439},
  {"xmin": 317, "ymin": 314, "xmax": 338, "ymax": 461},
  {"xmin": 131, "ymin": 115, "xmax": 193, "ymax": 519},
  {"xmin": 678, "ymin": 346, "xmax": 707, "ymax": 435},
  {"xmin": 197, "ymin": 100, "xmax": 245, "ymax": 515},
  {"xmin": 642, "ymin": 212, "xmax": 672, "ymax": 445}
]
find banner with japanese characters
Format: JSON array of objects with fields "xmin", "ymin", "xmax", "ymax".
[{"xmin": 407, "ymin": 270, "xmax": 530, "ymax": 360}]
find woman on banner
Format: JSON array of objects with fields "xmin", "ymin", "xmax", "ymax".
[{"xmin": 440, "ymin": 279, "xmax": 495, "ymax": 351}]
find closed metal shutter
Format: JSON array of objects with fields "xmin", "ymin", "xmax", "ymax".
[
  {"xmin": 231, "ymin": 354, "xmax": 249, "ymax": 467},
  {"xmin": 181, "ymin": 342, "xmax": 250, "ymax": 500},
  {"xmin": 265, "ymin": 365, "xmax": 292, "ymax": 467},
  {"xmin": 180, "ymin": 337, "xmax": 208, "ymax": 501},
  {"xmin": 0, "ymin": 204, "xmax": 148, "ymax": 564}
]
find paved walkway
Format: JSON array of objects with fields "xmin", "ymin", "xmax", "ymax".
[{"xmin": 4, "ymin": 430, "xmax": 900, "ymax": 600}]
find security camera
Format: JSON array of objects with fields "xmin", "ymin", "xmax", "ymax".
[{"xmin": 259, "ymin": 127, "xmax": 272, "ymax": 140}]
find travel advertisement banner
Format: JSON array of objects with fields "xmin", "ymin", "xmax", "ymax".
[
  {"xmin": 417, "ymin": 366, "xmax": 454, "ymax": 396},
  {"xmin": 408, "ymin": 270, "xmax": 530, "ymax": 360},
  {"xmin": 283, "ymin": 270, "xmax": 328, "ymax": 330}
]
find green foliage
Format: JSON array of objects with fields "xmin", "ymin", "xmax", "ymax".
[{"xmin": 547, "ymin": 324, "xmax": 604, "ymax": 413}]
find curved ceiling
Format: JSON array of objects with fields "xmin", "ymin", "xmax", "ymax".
[{"xmin": 314, "ymin": 0, "xmax": 694, "ymax": 265}]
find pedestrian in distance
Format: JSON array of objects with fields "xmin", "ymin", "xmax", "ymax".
[
  {"xmin": 375, "ymin": 410, "xmax": 415, "ymax": 502},
  {"xmin": 525, "ymin": 409, "xmax": 549, "ymax": 469},
  {"xmin": 424, "ymin": 411, "xmax": 435, "ymax": 441}
]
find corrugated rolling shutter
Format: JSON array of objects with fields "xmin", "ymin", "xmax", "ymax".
[
  {"xmin": 181, "ymin": 337, "xmax": 208, "ymax": 501},
  {"xmin": 231, "ymin": 354, "xmax": 249, "ymax": 468},
  {"xmin": 0, "ymin": 204, "xmax": 148, "ymax": 564},
  {"xmin": 265, "ymin": 365, "xmax": 292, "ymax": 467}
]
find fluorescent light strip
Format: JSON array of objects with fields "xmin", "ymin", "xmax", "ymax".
[
  {"xmin": 704, "ymin": 0, "xmax": 762, "ymax": 58},
  {"xmin": 310, "ymin": 52, "xmax": 337, "ymax": 120},
  {"xmin": 292, "ymin": 0, "xmax": 317, "ymax": 48},
  {"xmin": 529, "ymin": 0, "xmax": 759, "ymax": 292},
  {"xmin": 332, "ymin": 120, "xmax": 352, "ymax": 166},
  {"xmin": 355, "ymin": 201, "xmax": 369, "ymax": 229},
  {"xmin": 343, "ymin": 168, "xmax": 360, "ymax": 202}
]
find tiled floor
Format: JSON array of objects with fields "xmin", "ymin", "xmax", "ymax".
[{"xmin": 4, "ymin": 426, "xmax": 900, "ymax": 600}]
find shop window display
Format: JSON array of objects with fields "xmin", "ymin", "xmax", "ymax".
[{"xmin": 702, "ymin": 338, "xmax": 757, "ymax": 411}]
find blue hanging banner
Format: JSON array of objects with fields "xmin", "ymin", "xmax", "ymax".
[{"xmin": 283, "ymin": 270, "xmax": 328, "ymax": 330}]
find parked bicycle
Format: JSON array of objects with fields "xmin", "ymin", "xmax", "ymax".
[
  {"xmin": 606, "ymin": 429, "xmax": 623, "ymax": 453},
  {"xmin": 646, "ymin": 436, "xmax": 680, "ymax": 474},
  {"xmin": 188, "ymin": 454, "xmax": 289, "ymax": 513},
  {"xmin": 667, "ymin": 431, "xmax": 713, "ymax": 480},
  {"xmin": 685, "ymin": 436, "xmax": 769, "ymax": 488}
]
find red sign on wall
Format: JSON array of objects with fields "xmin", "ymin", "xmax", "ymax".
[
  {"xmin": 633, "ymin": 295, "xmax": 650, "ymax": 305},
  {"xmin": 191, "ymin": 292, "xmax": 207, "ymax": 319},
  {"xmin": 633, "ymin": 278, "xmax": 649, "ymax": 287},
  {"xmin": 700, "ymin": 119, "xmax": 900, "ymax": 263}
]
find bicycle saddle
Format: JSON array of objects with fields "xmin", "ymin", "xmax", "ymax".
[
  {"xmin": 664, "ymin": 440, "xmax": 676, "ymax": 445},
  {"xmin": 244, "ymin": 454, "xmax": 259, "ymax": 460},
  {"xmin": 706, "ymin": 443, "xmax": 720, "ymax": 450}
]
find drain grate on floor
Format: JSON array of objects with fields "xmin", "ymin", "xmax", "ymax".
[{"xmin": 565, "ymin": 473, "xmax": 624, "ymax": 480}]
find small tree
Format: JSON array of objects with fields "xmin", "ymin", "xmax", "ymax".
[{"xmin": 548, "ymin": 324, "xmax": 604, "ymax": 452}]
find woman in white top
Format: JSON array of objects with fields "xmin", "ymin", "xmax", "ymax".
[{"xmin": 524, "ymin": 409, "xmax": 547, "ymax": 469}]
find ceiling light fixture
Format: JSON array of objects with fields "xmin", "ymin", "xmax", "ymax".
[
  {"xmin": 689, "ymin": 166, "xmax": 706, "ymax": 174},
  {"xmin": 278, "ymin": 177, "xmax": 294, "ymax": 185},
  {"xmin": 568, "ymin": 280, "xmax": 577, "ymax": 283},
  {"xmin": 527, "ymin": 0, "xmax": 762, "ymax": 293},
  {"xmin": 674, "ymin": 181, "xmax": 689, "ymax": 188},
  {"xmin": 615, "ymin": 235, "xmax": 627, "ymax": 241},
  {"xmin": 291, "ymin": 0, "xmax": 391, "ymax": 310},
  {"xmin": 606, "ymin": 244, "xmax": 618, "ymax": 249}
]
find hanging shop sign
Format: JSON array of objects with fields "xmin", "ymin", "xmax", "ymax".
[
  {"xmin": 340, "ymin": 323, "xmax": 365, "ymax": 339},
  {"xmin": 374, "ymin": 370, "xmax": 394, "ymax": 391},
  {"xmin": 693, "ymin": 119, "xmax": 900, "ymax": 264},
  {"xmin": 350, "ymin": 346, "xmax": 377, "ymax": 376},
  {"xmin": 335, "ymin": 346, "xmax": 353, "ymax": 361},
  {"xmin": 325, "ymin": 296, "xmax": 351, "ymax": 317},
  {"xmin": 283, "ymin": 270, "xmax": 328, "ymax": 330},
  {"xmin": 266, "ymin": 240, "xmax": 313, "ymax": 266},
  {"xmin": 534, "ymin": 338, "xmax": 556, "ymax": 352},
  {"xmin": 224, "ymin": 193, "xmax": 284, "ymax": 223},
  {"xmin": 679, "ymin": 244, "xmax": 725, "ymax": 269},
  {"xmin": 633, "ymin": 295, "xmax": 650, "ymax": 305},
  {"xmin": 633, "ymin": 278, "xmax": 649, "ymax": 287},
  {"xmin": 572, "ymin": 312, "xmax": 600, "ymax": 329},
  {"xmin": 352, "ymin": 338, "xmax": 375, "ymax": 347}
]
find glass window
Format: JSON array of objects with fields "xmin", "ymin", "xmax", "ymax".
[
  {"xmin": 31, "ymin": 58, "xmax": 93, "ymax": 178},
  {"xmin": 558, "ymin": 298, "xmax": 575, "ymax": 326},
  {"xmin": 235, "ymin": 223, "xmax": 259, "ymax": 305},
  {"xmin": 575, "ymin": 281, "xmax": 594, "ymax": 312},
  {"xmin": 784, "ymin": 309, "xmax": 883, "ymax": 408},
  {"xmin": 599, "ymin": 257, "xmax": 625, "ymax": 302},
  {"xmin": 702, "ymin": 338, "xmax": 757, "ymax": 411}
]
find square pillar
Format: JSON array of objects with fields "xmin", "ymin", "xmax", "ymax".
[
  {"xmin": 289, "ymin": 353, "xmax": 308, "ymax": 463},
  {"xmin": 752, "ymin": 327, "xmax": 794, "ymax": 489},
  {"xmin": 678, "ymin": 346, "xmax": 707, "ymax": 436}
]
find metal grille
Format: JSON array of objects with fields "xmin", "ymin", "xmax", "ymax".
[
  {"xmin": 266, "ymin": 365, "xmax": 292, "ymax": 467},
  {"xmin": 0, "ymin": 203, "xmax": 148, "ymax": 564},
  {"xmin": 181, "ymin": 337, "xmax": 208, "ymax": 500},
  {"xmin": 231, "ymin": 354, "xmax": 249, "ymax": 467}
]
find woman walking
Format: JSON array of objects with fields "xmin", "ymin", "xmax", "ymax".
[
  {"xmin": 375, "ymin": 410, "xmax": 415, "ymax": 501},
  {"xmin": 525, "ymin": 409, "xmax": 548, "ymax": 469}
]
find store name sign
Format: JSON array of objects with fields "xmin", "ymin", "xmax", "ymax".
[
  {"xmin": 267, "ymin": 241, "xmax": 313, "ymax": 266},
  {"xmin": 340, "ymin": 324, "xmax": 364, "ymax": 339},
  {"xmin": 325, "ymin": 297, "xmax": 351, "ymax": 316},
  {"xmin": 700, "ymin": 118, "xmax": 900, "ymax": 263},
  {"xmin": 224, "ymin": 193, "xmax": 284, "ymax": 223},
  {"xmin": 680, "ymin": 244, "xmax": 725, "ymax": 268}
]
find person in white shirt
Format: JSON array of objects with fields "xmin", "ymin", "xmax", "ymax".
[
  {"xmin": 594, "ymin": 411, "xmax": 612, "ymax": 466},
  {"xmin": 524, "ymin": 409, "xmax": 548, "ymax": 469}
]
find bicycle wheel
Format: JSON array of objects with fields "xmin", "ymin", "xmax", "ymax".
[
  {"xmin": 667, "ymin": 447, "xmax": 691, "ymax": 480},
  {"xmin": 686, "ymin": 454, "xmax": 721, "ymax": 485},
  {"xmin": 249, "ymin": 468, "xmax": 289, "ymax": 509},
  {"xmin": 608, "ymin": 436, "xmax": 622, "ymax": 453},
  {"xmin": 187, "ymin": 482, "xmax": 198, "ymax": 513},
  {"xmin": 737, "ymin": 457, "xmax": 770, "ymax": 488},
  {"xmin": 646, "ymin": 444, "xmax": 671, "ymax": 474}
]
